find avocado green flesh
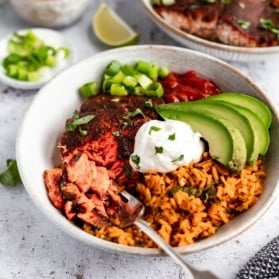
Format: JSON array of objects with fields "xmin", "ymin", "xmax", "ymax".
[
  {"xmin": 158, "ymin": 109, "xmax": 247, "ymax": 172},
  {"xmin": 157, "ymin": 100, "xmax": 257, "ymax": 164},
  {"xmin": 214, "ymin": 102, "xmax": 270, "ymax": 156},
  {"xmin": 206, "ymin": 92, "xmax": 272, "ymax": 129}
]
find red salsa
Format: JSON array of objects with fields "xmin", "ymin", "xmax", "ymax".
[{"xmin": 161, "ymin": 70, "xmax": 222, "ymax": 103}]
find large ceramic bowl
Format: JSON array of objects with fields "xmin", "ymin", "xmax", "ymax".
[
  {"xmin": 141, "ymin": 0, "xmax": 279, "ymax": 62},
  {"xmin": 16, "ymin": 45, "xmax": 279, "ymax": 255}
]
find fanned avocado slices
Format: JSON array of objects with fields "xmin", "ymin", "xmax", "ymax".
[{"xmin": 156, "ymin": 92, "xmax": 272, "ymax": 171}]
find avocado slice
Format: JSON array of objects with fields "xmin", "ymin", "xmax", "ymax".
[
  {"xmin": 205, "ymin": 93, "xmax": 272, "ymax": 128},
  {"xmin": 158, "ymin": 109, "xmax": 247, "ymax": 172},
  {"xmin": 215, "ymin": 102, "xmax": 270, "ymax": 156},
  {"xmin": 157, "ymin": 100, "xmax": 257, "ymax": 164}
]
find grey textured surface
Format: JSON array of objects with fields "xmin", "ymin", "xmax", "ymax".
[{"xmin": 0, "ymin": 0, "xmax": 279, "ymax": 278}]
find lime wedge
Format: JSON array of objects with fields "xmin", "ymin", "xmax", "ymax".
[{"xmin": 92, "ymin": 3, "xmax": 139, "ymax": 47}]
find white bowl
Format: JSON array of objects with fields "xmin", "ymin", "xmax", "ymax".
[
  {"xmin": 10, "ymin": 0, "xmax": 90, "ymax": 28},
  {"xmin": 0, "ymin": 28, "xmax": 75, "ymax": 90},
  {"xmin": 16, "ymin": 45, "xmax": 279, "ymax": 255},
  {"xmin": 141, "ymin": 0, "xmax": 279, "ymax": 62}
]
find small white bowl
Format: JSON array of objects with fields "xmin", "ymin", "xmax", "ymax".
[
  {"xmin": 10, "ymin": 0, "xmax": 90, "ymax": 28},
  {"xmin": 16, "ymin": 45, "xmax": 279, "ymax": 255},
  {"xmin": 0, "ymin": 28, "xmax": 75, "ymax": 90},
  {"xmin": 141, "ymin": 0, "xmax": 279, "ymax": 62}
]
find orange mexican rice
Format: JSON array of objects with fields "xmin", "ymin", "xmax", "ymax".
[{"xmin": 83, "ymin": 152, "xmax": 265, "ymax": 248}]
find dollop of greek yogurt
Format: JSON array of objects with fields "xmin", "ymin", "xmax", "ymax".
[{"xmin": 129, "ymin": 119, "xmax": 205, "ymax": 173}]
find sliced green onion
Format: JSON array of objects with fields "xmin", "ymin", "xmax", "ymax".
[
  {"xmin": 136, "ymin": 60, "xmax": 152, "ymax": 75},
  {"xmin": 87, "ymin": 60, "xmax": 169, "ymax": 98},
  {"xmin": 122, "ymin": 76, "xmax": 137, "ymax": 87},
  {"xmin": 79, "ymin": 82, "xmax": 99, "ymax": 98},
  {"xmin": 159, "ymin": 66, "xmax": 169, "ymax": 78},
  {"xmin": 121, "ymin": 64, "xmax": 137, "ymax": 76},
  {"xmin": 145, "ymin": 82, "xmax": 164, "ymax": 97},
  {"xmin": 149, "ymin": 63, "xmax": 159, "ymax": 81},
  {"xmin": 137, "ymin": 74, "xmax": 153, "ymax": 89},
  {"xmin": 2, "ymin": 30, "xmax": 71, "ymax": 82},
  {"xmin": 111, "ymin": 70, "xmax": 126, "ymax": 84},
  {"xmin": 104, "ymin": 60, "xmax": 122, "ymax": 76},
  {"xmin": 110, "ymin": 83, "xmax": 128, "ymax": 96},
  {"xmin": 0, "ymin": 159, "xmax": 22, "ymax": 186},
  {"xmin": 102, "ymin": 78, "xmax": 113, "ymax": 92}
]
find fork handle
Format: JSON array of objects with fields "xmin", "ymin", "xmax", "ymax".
[{"xmin": 135, "ymin": 218, "xmax": 219, "ymax": 279}]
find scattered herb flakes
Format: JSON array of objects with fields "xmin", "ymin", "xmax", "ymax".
[
  {"xmin": 155, "ymin": 146, "xmax": 164, "ymax": 154},
  {"xmin": 123, "ymin": 108, "xmax": 145, "ymax": 120},
  {"xmin": 168, "ymin": 133, "xmax": 176, "ymax": 141},
  {"xmin": 66, "ymin": 110, "xmax": 95, "ymax": 133},
  {"xmin": 171, "ymin": 185, "xmax": 180, "ymax": 194},
  {"xmin": 172, "ymin": 154, "xmax": 184, "ymax": 162},
  {"xmin": 144, "ymin": 99, "xmax": 153, "ymax": 108},
  {"xmin": 131, "ymin": 154, "xmax": 140, "ymax": 169},
  {"xmin": 123, "ymin": 165, "xmax": 132, "ymax": 176},
  {"xmin": 260, "ymin": 18, "xmax": 279, "ymax": 35},
  {"xmin": 148, "ymin": 126, "xmax": 161, "ymax": 135},
  {"xmin": 237, "ymin": 19, "xmax": 250, "ymax": 29},
  {"xmin": 112, "ymin": 130, "xmax": 120, "ymax": 137}
]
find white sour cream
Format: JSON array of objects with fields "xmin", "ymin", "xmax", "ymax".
[{"xmin": 129, "ymin": 119, "xmax": 205, "ymax": 173}]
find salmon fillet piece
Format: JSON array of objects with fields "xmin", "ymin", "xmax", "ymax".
[
  {"xmin": 44, "ymin": 94, "xmax": 164, "ymax": 228},
  {"xmin": 59, "ymin": 94, "xmax": 164, "ymax": 187}
]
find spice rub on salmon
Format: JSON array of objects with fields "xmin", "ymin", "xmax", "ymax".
[
  {"xmin": 154, "ymin": 0, "xmax": 279, "ymax": 47},
  {"xmin": 43, "ymin": 94, "xmax": 164, "ymax": 227},
  {"xmin": 59, "ymin": 94, "xmax": 164, "ymax": 186}
]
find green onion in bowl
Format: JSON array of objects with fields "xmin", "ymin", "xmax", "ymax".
[{"xmin": 0, "ymin": 28, "xmax": 75, "ymax": 90}]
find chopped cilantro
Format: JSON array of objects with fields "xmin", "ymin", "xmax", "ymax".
[
  {"xmin": 155, "ymin": 146, "xmax": 164, "ymax": 154},
  {"xmin": 168, "ymin": 133, "xmax": 176, "ymax": 141},
  {"xmin": 172, "ymin": 154, "xmax": 184, "ymax": 162},
  {"xmin": 149, "ymin": 126, "xmax": 161, "ymax": 135}
]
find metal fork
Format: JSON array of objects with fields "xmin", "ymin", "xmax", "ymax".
[{"xmin": 119, "ymin": 191, "xmax": 219, "ymax": 279}]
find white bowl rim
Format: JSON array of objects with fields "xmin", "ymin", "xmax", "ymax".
[{"xmin": 16, "ymin": 45, "xmax": 279, "ymax": 255}]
